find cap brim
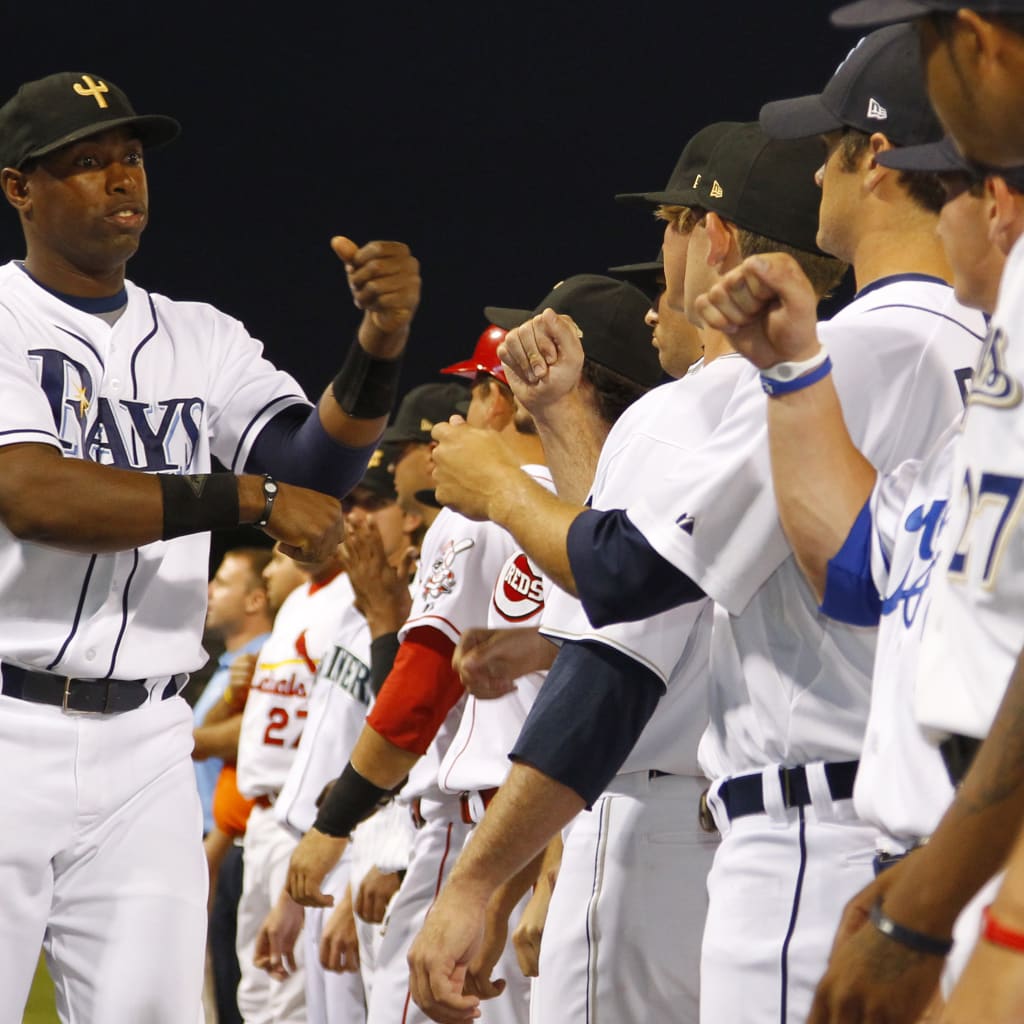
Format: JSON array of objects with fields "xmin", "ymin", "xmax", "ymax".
[
  {"xmin": 615, "ymin": 188, "xmax": 703, "ymax": 207},
  {"xmin": 440, "ymin": 358, "xmax": 507, "ymax": 383},
  {"xmin": 483, "ymin": 305, "xmax": 533, "ymax": 330},
  {"xmin": 607, "ymin": 259, "xmax": 662, "ymax": 276},
  {"xmin": 877, "ymin": 136, "xmax": 970, "ymax": 173},
  {"xmin": 831, "ymin": 0, "xmax": 933, "ymax": 28},
  {"xmin": 760, "ymin": 94, "xmax": 845, "ymax": 140},
  {"xmin": 24, "ymin": 113, "xmax": 181, "ymax": 165}
]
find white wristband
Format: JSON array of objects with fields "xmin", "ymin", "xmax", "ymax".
[{"xmin": 759, "ymin": 347, "xmax": 827, "ymax": 383}]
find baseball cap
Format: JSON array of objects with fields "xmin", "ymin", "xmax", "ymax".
[
  {"xmin": 0, "ymin": 71, "xmax": 180, "ymax": 170},
  {"xmin": 832, "ymin": 1, "xmax": 1024, "ymax": 29},
  {"xmin": 620, "ymin": 122, "xmax": 828, "ymax": 256},
  {"xmin": 607, "ymin": 253, "xmax": 664, "ymax": 302},
  {"xmin": 381, "ymin": 382, "xmax": 471, "ymax": 446},
  {"xmin": 484, "ymin": 274, "xmax": 663, "ymax": 388},
  {"xmin": 759, "ymin": 25, "xmax": 943, "ymax": 147},
  {"xmin": 440, "ymin": 325, "xmax": 508, "ymax": 384},
  {"xmin": 878, "ymin": 134, "xmax": 1024, "ymax": 190},
  {"xmin": 349, "ymin": 446, "xmax": 398, "ymax": 503}
]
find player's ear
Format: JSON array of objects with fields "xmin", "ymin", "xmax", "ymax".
[
  {"xmin": 863, "ymin": 133, "xmax": 893, "ymax": 191},
  {"xmin": 989, "ymin": 175, "xmax": 1023, "ymax": 254},
  {"xmin": 1, "ymin": 168, "xmax": 30, "ymax": 213},
  {"xmin": 704, "ymin": 212, "xmax": 737, "ymax": 269}
]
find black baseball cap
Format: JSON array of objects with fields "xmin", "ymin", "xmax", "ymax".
[
  {"xmin": 351, "ymin": 447, "xmax": 398, "ymax": 503},
  {"xmin": 619, "ymin": 122, "xmax": 828, "ymax": 256},
  {"xmin": 382, "ymin": 382, "xmax": 471, "ymax": 446},
  {"xmin": 760, "ymin": 25, "xmax": 943, "ymax": 147},
  {"xmin": 0, "ymin": 71, "xmax": 180, "ymax": 170},
  {"xmin": 832, "ymin": 1, "xmax": 1024, "ymax": 28},
  {"xmin": 484, "ymin": 275, "xmax": 663, "ymax": 388},
  {"xmin": 878, "ymin": 134, "xmax": 1024, "ymax": 191},
  {"xmin": 607, "ymin": 253, "xmax": 664, "ymax": 302}
]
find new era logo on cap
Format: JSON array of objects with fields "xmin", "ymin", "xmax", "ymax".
[
  {"xmin": 710, "ymin": 180, "xmax": 724, "ymax": 199},
  {"xmin": 867, "ymin": 98, "xmax": 888, "ymax": 120}
]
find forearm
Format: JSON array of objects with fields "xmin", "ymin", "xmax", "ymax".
[
  {"xmin": 532, "ymin": 393, "xmax": 609, "ymax": 504},
  {"xmin": 488, "ymin": 471, "xmax": 584, "ymax": 596},
  {"xmin": 0, "ymin": 443, "xmax": 266, "ymax": 552},
  {"xmin": 882, "ymin": 646, "xmax": 1024, "ymax": 935},
  {"xmin": 350, "ymin": 724, "xmax": 420, "ymax": 791},
  {"xmin": 444, "ymin": 762, "xmax": 583, "ymax": 906},
  {"xmin": 193, "ymin": 716, "xmax": 243, "ymax": 761},
  {"xmin": 766, "ymin": 379, "xmax": 876, "ymax": 598}
]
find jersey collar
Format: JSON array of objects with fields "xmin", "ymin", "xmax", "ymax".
[
  {"xmin": 853, "ymin": 273, "xmax": 949, "ymax": 302},
  {"xmin": 17, "ymin": 262, "xmax": 128, "ymax": 314}
]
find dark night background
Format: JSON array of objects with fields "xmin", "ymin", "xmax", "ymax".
[{"xmin": 0, "ymin": 3, "xmax": 860, "ymax": 396}]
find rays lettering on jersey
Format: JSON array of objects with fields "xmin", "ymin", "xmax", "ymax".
[
  {"xmin": 880, "ymin": 498, "xmax": 948, "ymax": 628},
  {"xmin": 493, "ymin": 552, "xmax": 545, "ymax": 622},
  {"xmin": 318, "ymin": 643, "xmax": 371, "ymax": 707},
  {"xmin": 29, "ymin": 348, "xmax": 204, "ymax": 470},
  {"xmin": 967, "ymin": 327, "xmax": 1022, "ymax": 410}
]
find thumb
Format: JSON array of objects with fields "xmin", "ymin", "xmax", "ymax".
[{"xmin": 331, "ymin": 235, "xmax": 359, "ymax": 267}]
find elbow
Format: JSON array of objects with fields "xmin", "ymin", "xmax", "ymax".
[{"xmin": 0, "ymin": 501, "xmax": 60, "ymax": 543}]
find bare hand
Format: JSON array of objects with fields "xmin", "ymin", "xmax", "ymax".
[
  {"xmin": 254, "ymin": 889, "xmax": 305, "ymax": 981},
  {"xmin": 320, "ymin": 884, "xmax": 361, "ymax": 974},
  {"xmin": 513, "ymin": 876, "xmax": 554, "ymax": 978},
  {"xmin": 332, "ymin": 237, "xmax": 421, "ymax": 355},
  {"xmin": 694, "ymin": 253, "xmax": 821, "ymax": 368},
  {"xmin": 342, "ymin": 512, "xmax": 414, "ymax": 633},
  {"xmin": 287, "ymin": 827, "xmax": 349, "ymax": 908},
  {"xmin": 453, "ymin": 628, "xmax": 556, "ymax": 700},
  {"xmin": 224, "ymin": 651, "xmax": 257, "ymax": 711},
  {"xmin": 431, "ymin": 419, "xmax": 520, "ymax": 522},
  {"xmin": 464, "ymin": 893, "xmax": 510, "ymax": 1002},
  {"xmin": 940, "ymin": 938, "xmax": 1024, "ymax": 1023},
  {"xmin": 498, "ymin": 308, "xmax": 584, "ymax": 405},
  {"xmin": 408, "ymin": 884, "xmax": 486, "ymax": 1022},
  {"xmin": 355, "ymin": 865, "xmax": 403, "ymax": 924},
  {"xmin": 259, "ymin": 480, "xmax": 345, "ymax": 564}
]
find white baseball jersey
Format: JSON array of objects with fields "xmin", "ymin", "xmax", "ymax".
[
  {"xmin": 396, "ymin": 496, "xmax": 531, "ymax": 803},
  {"xmin": 0, "ymin": 263, "xmax": 309, "ymax": 681},
  {"xmin": 236, "ymin": 570, "xmax": 353, "ymax": 799},
  {"xmin": 841, "ymin": 432, "xmax": 959, "ymax": 848},
  {"xmin": 274, "ymin": 575, "xmax": 372, "ymax": 835},
  {"xmin": 626, "ymin": 277, "xmax": 985, "ymax": 777},
  {"xmin": 438, "ymin": 467, "xmax": 555, "ymax": 795},
  {"xmin": 917, "ymin": 237, "xmax": 1024, "ymax": 740},
  {"xmin": 543, "ymin": 355, "xmax": 750, "ymax": 773}
]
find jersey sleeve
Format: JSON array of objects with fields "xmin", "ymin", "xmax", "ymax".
[
  {"xmin": 176, "ymin": 300, "xmax": 311, "ymax": 473},
  {"xmin": 624, "ymin": 374, "xmax": 791, "ymax": 616}
]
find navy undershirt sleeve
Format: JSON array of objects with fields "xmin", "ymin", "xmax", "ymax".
[
  {"xmin": 510, "ymin": 638, "xmax": 664, "ymax": 807},
  {"xmin": 567, "ymin": 508, "xmax": 704, "ymax": 627},
  {"xmin": 246, "ymin": 404, "xmax": 378, "ymax": 498},
  {"xmin": 820, "ymin": 500, "xmax": 883, "ymax": 627}
]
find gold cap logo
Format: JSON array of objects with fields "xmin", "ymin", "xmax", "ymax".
[
  {"xmin": 73, "ymin": 75, "xmax": 110, "ymax": 109},
  {"xmin": 710, "ymin": 180, "xmax": 724, "ymax": 199},
  {"xmin": 420, "ymin": 418, "xmax": 434, "ymax": 432},
  {"xmin": 368, "ymin": 448, "xmax": 384, "ymax": 468}
]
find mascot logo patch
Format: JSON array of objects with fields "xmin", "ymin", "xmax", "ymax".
[
  {"xmin": 422, "ymin": 537, "xmax": 475, "ymax": 602},
  {"xmin": 969, "ymin": 327, "xmax": 1022, "ymax": 410},
  {"xmin": 493, "ymin": 552, "xmax": 545, "ymax": 622}
]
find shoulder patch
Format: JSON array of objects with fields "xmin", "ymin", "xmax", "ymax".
[{"xmin": 493, "ymin": 552, "xmax": 545, "ymax": 622}]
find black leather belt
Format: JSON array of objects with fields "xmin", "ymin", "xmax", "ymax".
[
  {"xmin": 1, "ymin": 665, "xmax": 173, "ymax": 714},
  {"xmin": 718, "ymin": 760, "xmax": 859, "ymax": 822},
  {"xmin": 939, "ymin": 733, "xmax": 982, "ymax": 787}
]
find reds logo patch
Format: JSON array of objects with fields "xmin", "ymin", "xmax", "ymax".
[
  {"xmin": 422, "ymin": 537, "xmax": 475, "ymax": 602},
  {"xmin": 493, "ymin": 552, "xmax": 545, "ymax": 622}
]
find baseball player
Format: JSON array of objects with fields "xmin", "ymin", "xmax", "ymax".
[
  {"xmin": 235, "ymin": 546, "xmax": 355, "ymax": 1022},
  {"xmin": 410, "ymin": 32, "xmax": 984, "ymax": 1024},
  {"xmin": 409, "ymin": 123, "xmax": 846, "ymax": 1024},
  {"xmin": 694, "ymin": 133, "xmax": 1006, "ymax": 1023},
  {"xmin": 0, "ymin": 71, "xmax": 420, "ymax": 1024}
]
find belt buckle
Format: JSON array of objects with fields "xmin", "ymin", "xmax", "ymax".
[
  {"xmin": 698, "ymin": 788, "xmax": 718, "ymax": 833},
  {"xmin": 61, "ymin": 676, "xmax": 75, "ymax": 714}
]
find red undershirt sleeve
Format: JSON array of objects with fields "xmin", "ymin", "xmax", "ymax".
[{"xmin": 365, "ymin": 626, "xmax": 462, "ymax": 756}]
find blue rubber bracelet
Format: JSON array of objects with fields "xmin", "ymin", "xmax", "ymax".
[{"xmin": 761, "ymin": 356, "xmax": 832, "ymax": 396}]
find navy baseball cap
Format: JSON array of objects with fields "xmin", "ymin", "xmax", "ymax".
[
  {"xmin": 832, "ymin": 1, "xmax": 1024, "ymax": 28},
  {"xmin": 760, "ymin": 25, "xmax": 943, "ymax": 147},
  {"xmin": 0, "ymin": 71, "xmax": 180, "ymax": 169},
  {"xmin": 619, "ymin": 122, "xmax": 829, "ymax": 256},
  {"xmin": 879, "ymin": 134, "xmax": 1024, "ymax": 190},
  {"xmin": 484, "ymin": 275, "xmax": 664, "ymax": 388}
]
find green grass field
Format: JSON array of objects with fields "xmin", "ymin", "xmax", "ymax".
[{"xmin": 22, "ymin": 955, "xmax": 57, "ymax": 1024}]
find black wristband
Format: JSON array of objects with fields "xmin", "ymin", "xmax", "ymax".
[
  {"xmin": 313, "ymin": 762, "xmax": 395, "ymax": 838},
  {"xmin": 159, "ymin": 473, "xmax": 240, "ymax": 541},
  {"xmin": 869, "ymin": 901, "xmax": 954, "ymax": 957},
  {"xmin": 370, "ymin": 632, "xmax": 402, "ymax": 697},
  {"xmin": 331, "ymin": 339, "xmax": 403, "ymax": 419}
]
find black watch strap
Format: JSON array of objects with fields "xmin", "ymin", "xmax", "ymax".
[{"xmin": 255, "ymin": 475, "xmax": 279, "ymax": 527}]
